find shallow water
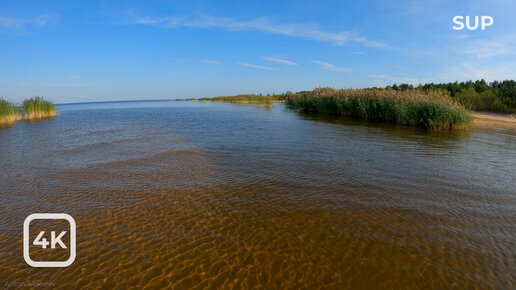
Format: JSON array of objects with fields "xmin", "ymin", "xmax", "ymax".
[{"xmin": 0, "ymin": 101, "xmax": 515, "ymax": 288}]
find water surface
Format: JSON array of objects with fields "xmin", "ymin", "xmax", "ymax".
[{"xmin": 1, "ymin": 101, "xmax": 515, "ymax": 288}]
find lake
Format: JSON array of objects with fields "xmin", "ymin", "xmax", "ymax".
[{"xmin": 1, "ymin": 100, "xmax": 515, "ymax": 288}]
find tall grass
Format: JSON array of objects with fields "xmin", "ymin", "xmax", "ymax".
[
  {"xmin": 1, "ymin": 96, "xmax": 57, "ymax": 127},
  {"xmin": 0, "ymin": 98, "xmax": 22, "ymax": 126},
  {"xmin": 286, "ymin": 88, "xmax": 472, "ymax": 130},
  {"xmin": 23, "ymin": 97, "xmax": 57, "ymax": 120}
]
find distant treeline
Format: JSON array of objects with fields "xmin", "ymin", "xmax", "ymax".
[{"xmin": 381, "ymin": 80, "xmax": 516, "ymax": 113}]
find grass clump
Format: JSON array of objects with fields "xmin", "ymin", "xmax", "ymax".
[
  {"xmin": 0, "ymin": 98, "xmax": 22, "ymax": 126},
  {"xmin": 286, "ymin": 88, "xmax": 472, "ymax": 130},
  {"xmin": 23, "ymin": 97, "xmax": 57, "ymax": 120},
  {"xmin": 1, "ymin": 96, "xmax": 56, "ymax": 127}
]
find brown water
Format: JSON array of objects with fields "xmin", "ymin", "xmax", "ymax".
[{"xmin": 0, "ymin": 101, "xmax": 515, "ymax": 289}]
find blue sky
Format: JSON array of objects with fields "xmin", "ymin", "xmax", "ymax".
[{"xmin": 1, "ymin": 0, "xmax": 515, "ymax": 103}]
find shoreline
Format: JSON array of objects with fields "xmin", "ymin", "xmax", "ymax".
[
  {"xmin": 472, "ymin": 112, "xmax": 516, "ymax": 130},
  {"xmin": 207, "ymin": 98, "xmax": 515, "ymax": 130}
]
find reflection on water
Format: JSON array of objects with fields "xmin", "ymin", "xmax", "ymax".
[{"xmin": 0, "ymin": 101, "xmax": 515, "ymax": 288}]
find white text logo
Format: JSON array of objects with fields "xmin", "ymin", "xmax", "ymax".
[
  {"xmin": 23, "ymin": 213, "xmax": 76, "ymax": 267},
  {"xmin": 453, "ymin": 16, "xmax": 494, "ymax": 30}
]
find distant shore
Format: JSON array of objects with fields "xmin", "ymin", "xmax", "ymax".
[{"xmin": 472, "ymin": 112, "xmax": 516, "ymax": 130}]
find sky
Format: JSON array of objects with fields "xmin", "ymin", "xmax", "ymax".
[{"xmin": 1, "ymin": 0, "xmax": 515, "ymax": 103}]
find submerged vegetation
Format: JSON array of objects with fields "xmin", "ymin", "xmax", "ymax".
[
  {"xmin": 0, "ymin": 97, "xmax": 57, "ymax": 127},
  {"xmin": 285, "ymin": 88, "xmax": 472, "ymax": 130}
]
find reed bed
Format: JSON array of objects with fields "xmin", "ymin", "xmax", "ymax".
[
  {"xmin": 209, "ymin": 95, "xmax": 274, "ymax": 104},
  {"xmin": 286, "ymin": 88, "xmax": 472, "ymax": 130},
  {"xmin": 0, "ymin": 98, "xmax": 22, "ymax": 126},
  {"xmin": 23, "ymin": 97, "xmax": 57, "ymax": 120},
  {"xmin": 0, "ymin": 97, "xmax": 57, "ymax": 127}
]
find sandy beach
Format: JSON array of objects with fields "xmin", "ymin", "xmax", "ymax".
[{"xmin": 473, "ymin": 112, "xmax": 516, "ymax": 130}]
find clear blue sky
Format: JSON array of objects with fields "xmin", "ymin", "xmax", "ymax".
[{"xmin": 1, "ymin": 0, "xmax": 515, "ymax": 103}]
